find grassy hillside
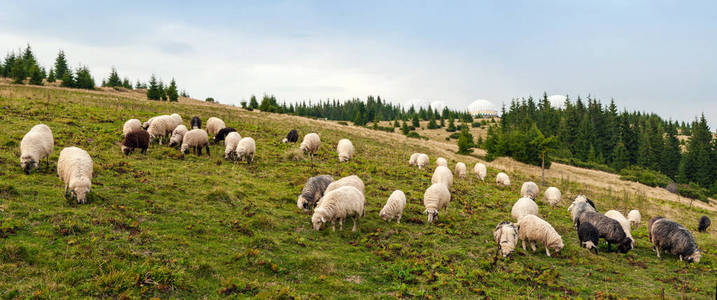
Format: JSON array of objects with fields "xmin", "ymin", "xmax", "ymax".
[{"xmin": 0, "ymin": 84, "xmax": 715, "ymax": 298}]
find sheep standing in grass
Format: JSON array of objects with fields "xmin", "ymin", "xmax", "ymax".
[
  {"xmin": 474, "ymin": 162, "xmax": 487, "ymax": 182},
  {"xmin": 147, "ymin": 115, "xmax": 173, "ymax": 145},
  {"xmin": 142, "ymin": 116, "xmax": 158, "ymax": 130},
  {"xmin": 235, "ymin": 137, "xmax": 256, "ymax": 163},
  {"xmin": 57, "ymin": 147, "xmax": 93, "ymax": 204},
  {"xmin": 168, "ymin": 125, "xmax": 188, "ymax": 147},
  {"xmin": 169, "ymin": 113, "xmax": 182, "ymax": 132},
  {"xmin": 20, "ymin": 124, "xmax": 54, "ymax": 174},
  {"xmin": 337, "ymin": 139, "xmax": 355, "ymax": 162},
  {"xmin": 577, "ymin": 211, "xmax": 632, "ymax": 253},
  {"xmin": 409, "ymin": 153, "xmax": 419, "ymax": 166},
  {"xmin": 122, "ymin": 119, "xmax": 142, "ymax": 137},
  {"xmin": 436, "ymin": 157, "xmax": 448, "ymax": 167},
  {"xmin": 544, "ymin": 187, "xmax": 561, "ymax": 207},
  {"xmin": 191, "ymin": 116, "xmax": 201, "ymax": 129},
  {"xmin": 698, "ymin": 216, "xmax": 710, "ymax": 232},
  {"xmin": 223, "ymin": 132, "xmax": 242, "ymax": 160},
  {"xmin": 297, "ymin": 175, "xmax": 334, "ymax": 212},
  {"xmin": 494, "ymin": 221, "xmax": 519, "ymax": 257},
  {"xmin": 627, "ymin": 210, "xmax": 641, "ymax": 228},
  {"xmin": 431, "ymin": 165, "xmax": 453, "ymax": 188},
  {"xmin": 312, "ymin": 186, "xmax": 365, "ymax": 232},
  {"xmin": 578, "ymin": 221, "xmax": 599, "ymax": 254},
  {"xmin": 181, "ymin": 129, "xmax": 210, "ymax": 156},
  {"xmin": 454, "ymin": 162, "xmax": 467, "ymax": 179},
  {"xmin": 416, "ymin": 154, "xmax": 429, "ymax": 169},
  {"xmin": 283, "ymin": 129, "xmax": 298, "ymax": 143},
  {"xmin": 379, "ymin": 190, "xmax": 406, "ymax": 223},
  {"xmin": 325, "ymin": 175, "xmax": 365, "ymax": 196},
  {"xmin": 568, "ymin": 195, "xmax": 597, "ymax": 226},
  {"xmin": 206, "ymin": 117, "xmax": 226, "ymax": 135},
  {"xmin": 521, "ymin": 181, "xmax": 539, "ymax": 199},
  {"xmin": 511, "ymin": 197, "xmax": 539, "ymax": 221},
  {"xmin": 300, "ymin": 133, "xmax": 321, "ymax": 156},
  {"xmin": 517, "ymin": 214, "xmax": 564, "ymax": 257},
  {"xmin": 121, "ymin": 130, "xmax": 149, "ymax": 155},
  {"xmin": 213, "ymin": 127, "xmax": 237, "ymax": 144},
  {"xmin": 649, "ymin": 217, "xmax": 701, "ymax": 263},
  {"xmin": 496, "ymin": 172, "xmax": 510, "ymax": 187},
  {"xmin": 423, "ymin": 183, "xmax": 451, "ymax": 224},
  {"xmin": 605, "ymin": 210, "xmax": 634, "ymax": 249}
]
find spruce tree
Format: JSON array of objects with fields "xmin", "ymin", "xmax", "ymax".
[
  {"xmin": 28, "ymin": 66, "xmax": 43, "ymax": 85},
  {"xmin": 47, "ymin": 68, "xmax": 56, "ymax": 82},
  {"xmin": 105, "ymin": 67, "xmax": 122, "ymax": 87},
  {"xmin": 661, "ymin": 122, "xmax": 681, "ymax": 179},
  {"xmin": 411, "ymin": 114, "xmax": 420, "ymax": 128},
  {"xmin": 679, "ymin": 115, "xmax": 713, "ymax": 186},
  {"xmin": 249, "ymin": 95, "xmax": 259, "ymax": 110},
  {"xmin": 74, "ymin": 66, "xmax": 95, "ymax": 89},
  {"xmin": 60, "ymin": 69, "xmax": 75, "ymax": 88},
  {"xmin": 122, "ymin": 78, "xmax": 132, "ymax": 89},
  {"xmin": 457, "ymin": 126, "xmax": 474, "ymax": 154},
  {"xmin": 612, "ymin": 142, "xmax": 629, "ymax": 171},
  {"xmin": 401, "ymin": 121, "xmax": 410, "ymax": 135},
  {"xmin": 146, "ymin": 75, "xmax": 160, "ymax": 100},
  {"xmin": 427, "ymin": 115, "xmax": 439, "ymax": 129},
  {"xmin": 11, "ymin": 58, "xmax": 26, "ymax": 84},
  {"xmin": 158, "ymin": 80, "xmax": 167, "ymax": 101},
  {"xmin": 446, "ymin": 117, "xmax": 456, "ymax": 132},
  {"xmin": 393, "ymin": 120, "xmax": 400, "ymax": 128},
  {"xmin": 54, "ymin": 50, "xmax": 69, "ymax": 79},
  {"xmin": 167, "ymin": 78, "xmax": 179, "ymax": 102}
]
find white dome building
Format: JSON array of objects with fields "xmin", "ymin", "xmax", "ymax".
[{"xmin": 468, "ymin": 99, "xmax": 498, "ymax": 118}]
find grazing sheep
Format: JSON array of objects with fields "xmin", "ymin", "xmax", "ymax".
[
  {"xmin": 627, "ymin": 210, "xmax": 641, "ymax": 228},
  {"xmin": 577, "ymin": 221, "xmax": 599, "ymax": 254},
  {"xmin": 517, "ymin": 215, "xmax": 564, "ymax": 257},
  {"xmin": 698, "ymin": 216, "xmax": 710, "ymax": 232},
  {"xmin": 223, "ymin": 132, "xmax": 242, "ymax": 160},
  {"xmin": 20, "ymin": 124, "xmax": 53, "ymax": 174},
  {"xmin": 169, "ymin": 113, "xmax": 182, "ymax": 132},
  {"xmin": 121, "ymin": 130, "xmax": 150, "ymax": 155},
  {"xmin": 235, "ymin": 137, "xmax": 256, "ymax": 163},
  {"xmin": 649, "ymin": 217, "xmax": 701, "ymax": 263},
  {"xmin": 57, "ymin": 147, "xmax": 93, "ymax": 204},
  {"xmin": 147, "ymin": 115, "xmax": 173, "ymax": 145},
  {"xmin": 379, "ymin": 190, "xmax": 406, "ymax": 223},
  {"xmin": 206, "ymin": 117, "xmax": 226, "ymax": 135},
  {"xmin": 300, "ymin": 133, "xmax": 321, "ymax": 155},
  {"xmin": 283, "ymin": 129, "xmax": 298, "ymax": 143},
  {"xmin": 213, "ymin": 127, "xmax": 237, "ymax": 144},
  {"xmin": 142, "ymin": 116, "xmax": 158, "ymax": 130},
  {"xmin": 436, "ymin": 157, "xmax": 448, "ymax": 167},
  {"xmin": 122, "ymin": 119, "xmax": 142, "ymax": 137},
  {"xmin": 431, "ymin": 165, "xmax": 454, "ymax": 188},
  {"xmin": 416, "ymin": 154, "xmax": 429, "ymax": 169},
  {"xmin": 169, "ymin": 125, "xmax": 188, "ymax": 147},
  {"xmin": 544, "ymin": 187, "xmax": 561, "ymax": 207},
  {"xmin": 493, "ymin": 221, "xmax": 519, "ymax": 257},
  {"xmin": 521, "ymin": 181, "xmax": 539, "ymax": 199},
  {"xmin": 511, "ymin": 197, "xmax": 539, "ymax": 221},
  {"xmin": 337, "ymin": 139, "xmax": 355, "ymax": 162},
  {"xmin": 190, "ymin": 116, "xmax": 201, "ymax": 129},
  {"xmin": 496, "ymin": 172, "xmax": 510, "ymax": 187},
  {"xmin": 568, "ymin": 195, "xmax": 597, "ymax": 226},
  {"xmin": 311, "ymin": 186, "xmax": 365, "ymax": 232},
  {"xmin": 409, "ymin": 153, "xmax": 420, "ymax": 166},
  {"xmin": 474, "ymin": 162, "xmax": 487, "ymax": 182},
  {"xmin": 181, "ymin": 129, "xmax": 210, "ymax": 156},
  {"xmin": 605, "ymin": 210, "xmax": 634, "ymax": 249},
  {"xmin": 577, "ymin": 211, "xmax": 632, "ymax": 253},
  {"xmin": 297, "ymin": 175, "xmax": 334, "ymax": 212},
  {"xmin": 454, "ymin": 162, "xmax": 467, "ymax": 179},
  {"xmin": 325, "ymin": 175, "xmax": 365, "ymax": 196},
  {"xmin": 423, "ymin": 183, "xmax": 451, "ymax": 224}
]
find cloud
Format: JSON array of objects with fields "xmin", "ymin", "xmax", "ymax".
[
  {"xmin": 467, "ymin": 99, "xmax": 496, "ymax": 111},
  {"xmin": 547, "ymin": 95, "xmax": 567, "ymax": 108}
]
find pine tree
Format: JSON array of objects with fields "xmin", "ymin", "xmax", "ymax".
[
  {"xmin": 446, "ymin": 117, "xmax": 456, "ymax": 132},
  {"xmin": 74, "ymin": 66, "xmax": 95, "ymax": 89},
  {"xmin": 105, "ymin": 67, "xmax": 122, "ymax": 87},
  {"xmin": 28, "ymin": 66, "xmax": 43, "ymax": 85},
  {"xmin": 401, "ymin": 121, "xmax": 410, "ymax": 135},
  {"xmin": 10, "ymin": 58, "xmax": 26, "ymax": 84},
  {"xmin": 54, "ymin": 50, "xmax": 69, "ymax": 79},
  {"xmin": 47, "ymin": 68, "xmax": 56, "ymax": 82},
  {"xmin": 457, "ymin": 126, "xmax": 474, "ymax": 154},
  {"xmin": 60, "ymin": 69, "xmax": 75, "ymax": 88},
  {"xmin": 660, "ymin": 122, "xmax": 681, "ymax": 179},
  {"xmin": 411, "ymin": 114, "xmax": 420, "ymax": 128},
  {"xmin": 146, "ymin": 75, "xmax": 160, "ymax": 100},
  {"xmin": 249, "ymin": 95, "xmax": 259, "ymax": 110},
  {"xmin": 21, "ymin": 44, "xmax": 38, "ymax": 75},
  {"xmin": 167, "ymin": 78, "xmax": 179, "ymax": 102},
  {"xmin": 122, "ymin": 78, "xmax": 132, "ymax": 89},
  {"xmin": 612, "ymin": 142, "xmax": 629, "ymax": 171},
  {"xmin": 427, "ymin": 115, "xmax": 439, "ymax": 129},
  {"xmin": 679, "ymin": 115, "xmax": 713, "ymax": 186},
  {"xmin": 158, "ymin": 80, "xmax": 167, "ymax": 101},
  {"xmin": 393, "ymin": 120, "xmax": 400, "ymax": 127}
]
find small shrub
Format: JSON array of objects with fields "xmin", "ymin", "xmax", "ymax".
[
  {"xmin": 471, "ymin": 122, "xmax": 481, "ymax": 128},
  {"xmin": 619, "ymin": 166, "xmax": 671, "ymax": 188},
  {"xmin": 337, "ymin": 121, "xmax": 348, "ymax": 126},
  {"xmin": 284, "ymin": 149, "xmax": 305, "ymax": 161},
  {"xmin": 678, "ymin": 183, "xmax": 709, "ymax": 202}
]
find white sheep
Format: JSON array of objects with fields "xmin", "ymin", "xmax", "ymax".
[
  {"xmin": 474, "ymin": 162, "xmax": 487, "ymax": 182},
  {"xmin": 454, "ymin": 162, "xmax": 467, "ymax": 179},
  {"xmin": 496, "ymin": 172, "xmax": 511, "ymax": 187},
  {"xmin": 436, "ymin": 157, "xmax": 448, "ymax": 167},
  {"xmin": 169, "ymin": 125, "xmax": 188, "ymax": 147},
  {"xmin": 147, "ymin": 115, "xmax": 173, "ymax": 145},
  {"xmin": 235, "ymin": 137, "xmax": 256, "ymax": 163},
  {"xmin": 627, "ymin": 210, "xmax": 641, "ymax": 228},
  {"xmin": 544, "ymin": 186, "xmax": 561, "ymax": 207},
  {"xmin": 517, "ymin": 214, "xmax": 564, "ymax": 257},
  {"xmin": 312, "ymin": 186, "xmax": 365, "ymax": 232},
  {"xmin": 181, "ymin": 129, "xmax": 210, "ymax": 155},
  {"xmin": 409, "ymin": 153, "xmax": 420, "ymax": 166},
  {"xmin": 206, "ymin": 117, "xmax": 226, "ymax": 135},
  {"xmin": 57, "ymin": 147, "xmax": 93, "ymax": 204},
  {"xmin": 169, "ymin": 113, "xmax": 182, "ymax": 132},
  {"xmin": 521, "ymin": 181, "xmax": 539, "ymax": 199},
  {"xmin": 416, "ymin": 154, "xmax": 429, "ymax": 169},
  {"xmin": 300, "ymin": 133, "xmax": 321, "ymax": 155},
  {"xmin": 379, "ymin": 190, "xmax": 406, "ymax": 223},
  {"xmin": 423, "ymin": 183, "xmax": 451, "ymax": 224},
  {"xmin": 223, "ymin": 131, "xmax": 242, "ymax": 160},
  {"xmin": 431, "ymin": 165, "xmax": 454, "ymax": 188},
  {"xmin": 20, "ymin": 124, "xmax": 54, "ymax": 174},
  {"xmin": 142, "ymin": 116, "xmax": 158, "ymax": 130},
  {"xmin": 337, "ymin": 138, "xmax": 355, "ymax": 162},
  {"xmin": 605, "ymin": 210, "xmax": 634, "ymax": 248},
  {"xmin": 122, "ymin": 119, "xmax": 142, "ymax": 137},
  {"xmin": 494, "ymin": 221, "xmax": 519, "ymax": 257},
  {"xmin": 324, "ymin": 175, "xmax": 365, "ymax": 195},
  {"xmin": 511, "ymin": 197, "xmax": 539, "ymax": 221}
]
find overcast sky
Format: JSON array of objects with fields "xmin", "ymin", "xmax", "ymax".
[{"xmin": 1, "ymin": 1, "xmax": 716, "ymax": 126}]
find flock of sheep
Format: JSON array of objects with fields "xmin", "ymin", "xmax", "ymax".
[{"xmin": 18, "ymin": 111, "xmax": 712, "ymax": 265}]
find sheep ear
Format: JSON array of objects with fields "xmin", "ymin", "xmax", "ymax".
[{"xmin": 321, "ymin": 217, "xmax": 326, "ymax": 223}]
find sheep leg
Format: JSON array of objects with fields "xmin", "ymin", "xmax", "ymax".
[
  {"xmin": 198, "ymin": 146, "xmax": 202, "ymax": 156},
  {"xmin": 545, "ymin": 247, "xmax": 551, "ymax": 257},
  {"xmin": 397, "ymin": 214, "xmax": 401, "ymax": 224},
  {"xmin": 352, "ymin": 217, "xmax": 358, "ymax": 232},
  {"xmin": 606, "ymin": 242, "xmax": 612, "ymax": 253},
  {"xmin": 205, "ymin": 144, "xmax": 210, "ymax": 156},
  {"xmin": 331, "ymin": 220, "xmax": 335, "ymax": 232},
  {"xmin": 654, "ymin": 246, "xmax": 660, "ymax": 258},
  {"xmin": 339, "ymin": 218, "xmax": 344, "ymax": 231},
  {"xmin": 521, "ymin": 239, "xmax": 527, "ymax": 251},
  {"xmin": 530, "ymin": 242, "xmax": 537, "ymax": 252}
]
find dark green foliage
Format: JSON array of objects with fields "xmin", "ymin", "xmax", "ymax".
[
  {"xmin": 457, "ymin": 126, "xmax": 474, "ymax": 154},
  {"xmin": 122, "ymin": 78, "xmax": 133, "ymax": 89},
  {"xmin": 677, "ymin": 183, "xmax": 709, "ymax": 202},
  {"xmin": 205, "ymin": 97, "xmax": 215, "ymax": 102},
  {"xmin": 411, "ymin": 114, "xmax": 419, "ymax": 128},
  {"xmin": 104, "ymin": 67, "xmax": 122, "ymax": 87},
  {"xmin": 619, "ymin": 166, "xmax": 672, "ymax": 188},
  {"xmin": 74, "ymin": 66, "xmax": 95, "ymax": 89},
  {"xmin": 401, "ymin": 121, "xmax": 410, "ymax": 135},
  {"xmin": 47, "ymin": 68, "xmax": 56, "ymax": 82},
  {"xmin": 28, "ymin": 66, "xmax": 43, "ymax": 85},
  {"xmin": 54, "ymin": 50, "xmax": 69, "ymax": 79},
  {"xmin": 146, "ymin": 75, "xmax": 160, "ymax": 100},
  {"xmin": 249, "ymin": 95, "xmax": 259, "ymax": 110},
  {"xmin": 60, "ymin": 69, "xmax": 75, "ymax": 88},
  {"xmin": 11, "ymin": 58, "xmax": 26, "ymax": 84},
  {"xmin": 167, "ymin": 79, "xmax": 179, "ymax": 102},
  {"xmin": 427, "ymin": 115, "xmax": 439, "ymax": 129},
  {"xmin": 678, "ymin": 115, "xmax": 713, "ymax": 187},
  {"xmin": 259, "ymin": 94, "xmax": 280, "ymax": 112},
  {"xmin": 393, "ymin": 120, "xmax": 400, "ymax": 127},
  {"xmin": 446, "ymin": 118, "xmax": 456, "ymax": 132},
  {"xmin": 240, "ymin": 101, "xmax": 247, "ymax": 109},
  {"xmin": 486, "ymin": 123, "xmax": 552, "ymax": 168},
  {"xmin": 158, "ymin": 81, "xmax": 167, "ymax": 101}
]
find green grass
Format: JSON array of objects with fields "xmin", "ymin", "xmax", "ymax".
[{"xmin": 0, "ymin": 85, "xmax": 715, "ymax": 298}]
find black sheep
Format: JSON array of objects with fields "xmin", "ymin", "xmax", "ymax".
[
  {"xmin": 698, "ymin": 216, "xmax": 710, "ymax": 232},
  {"xmin": 121, "ymin": 130, "xmax": 150, "ymax": 155},
  {"xmin": 577, "ymin": 221, "xmax": 599, "ymax": 254},
  {"xmin": 577, "ymin": 211, "xmax": 631, "ymax": 253},
  {"xmin": 297, "ymin": 175, "xmax": 334, "ymax": 212},
  {"xmin": 191, "ymin": 116, "xmax": 201, "ymax": 129},
  {"xmin": 213, "ymin": 127, "xmax": 236, "ymax": 143},
  {"xmin": 649, "ymin": 216, "xmax": 701, "ymax": 263},
  {"xmin": 283, "ymin": 129, "xmax": 299, "ymax": 143}
]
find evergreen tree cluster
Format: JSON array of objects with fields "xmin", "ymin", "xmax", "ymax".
[
  {"xmin": 101, "ymin": 67, "xmax": 134, "ymax": 89},
  {"xmin": 1, "ymin": 45, "xmax": 97, "ymax": 89},
  {"xmin": 145, "ymin": 75, "xmax": 180, "ymax": 102}
]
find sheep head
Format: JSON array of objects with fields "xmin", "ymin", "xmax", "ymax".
[{"xmin": 20, "ymin": 156, "xmax": 36, "ymax": 174}]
